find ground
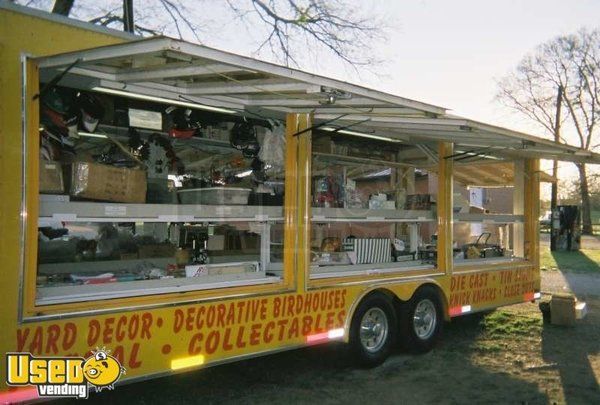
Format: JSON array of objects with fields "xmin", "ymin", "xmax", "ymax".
[{"xmin": 69, "ymin": 242, "xmax": 600, "ymax": 405}]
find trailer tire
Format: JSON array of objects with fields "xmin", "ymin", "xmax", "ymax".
[
  {"xmin": 349, "ymin": 292, "xmax": 397, "ymax": 368},
  {"xmin": 399, "ymin": 286, "xmax": 444, "ymax": 353}
]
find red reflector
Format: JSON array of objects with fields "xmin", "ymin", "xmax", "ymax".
[
  {"xmin": 0, "ymin": 387, "xmax": 39, "ymax": 403},
  {"xmin": 306, "ymin": 332, "xmax": 329, "ymax": 344},
  {"xmin": 449, "ymin": 306, "xmax": 462, "ymax": 316},
  {"xmin": 523, "ymin": 292, "xmax": 535, "ymax": 301}
]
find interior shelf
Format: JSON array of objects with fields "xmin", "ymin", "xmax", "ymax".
[
  {"xmin": 39, "ymin": 201, "xmax": 284, "ymax": 223},
  {"xmin": 455, "ymin": 213, "xmax": 524, "ymax": 224},
  {"xmin": 39, "ymin": 200, "xmax": 435, "ymax": 223},
  {"xmin": 312, "ymin": 207, "xmax": 434, "ymax": 222}
]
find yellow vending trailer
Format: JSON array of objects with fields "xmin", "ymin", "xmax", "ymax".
[{"xmin": 2, "ymin": 3, "xmax": 599, "ymax": 402}]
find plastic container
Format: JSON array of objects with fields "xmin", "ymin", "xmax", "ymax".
[{"xmin": 178, "ymin": 187, "xmax": 251, "ymax": 205}]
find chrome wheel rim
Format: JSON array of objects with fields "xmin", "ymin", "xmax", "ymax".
[
  {"xmin": 413, "ymin": 299, "xmax": 437, "ymax": 340},
  {"xmin": 359, "ymin": 307, "xmax": 389, "ymax": 353}
]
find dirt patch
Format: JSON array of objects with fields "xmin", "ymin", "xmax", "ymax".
[{"xmin": 75, "ymin": 299, "xmax": 600, "ymax": 405}]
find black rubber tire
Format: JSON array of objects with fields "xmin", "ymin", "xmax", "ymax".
[
  {"xmin": 399, "ymin": 286, "xmax": 444, "ymax": 353},
  {"xmin": 349, "ymin": 292, "xmax": 397, "ymax": 368}
]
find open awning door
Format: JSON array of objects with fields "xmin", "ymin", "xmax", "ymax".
[{"xmin": 35, "ymin": 36, "xmax": 600, "ymax": 166}]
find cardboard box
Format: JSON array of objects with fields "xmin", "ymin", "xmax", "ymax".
[
  {"xmin": 70, "ymin": 162, "xmax": 147, "ymax": 203},
  {"xmin": 550, "ymin": 293, "xmax": 576, "ymax": 326},
  {"xmin": 39, "ymin": 160, "xmax": 64, "ymax": 194}
]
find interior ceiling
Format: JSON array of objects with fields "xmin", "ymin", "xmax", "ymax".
[{"xmin": 36, "ymin": 36, "xmax": 600, "ymax": 166}]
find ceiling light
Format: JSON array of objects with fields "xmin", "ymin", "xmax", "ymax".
[
  {"xmin": 320, "ymin": 127, "xmax": 402, "ymax": 143},
  {"xmin": 78, "ymin": 131, "xmax": 108, "ymax": 139},
  {"xmin": 91, "ymin": 87, "xmax": 236, "ymax": 114},
  {"xmin": 236, "ymin": 170, "xmax": 253, "ymax": 178}
]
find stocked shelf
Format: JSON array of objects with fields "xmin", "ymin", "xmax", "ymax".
[
  {"xmin": 39, "ymin": 199, "xmax": 435, "ymax": 224},
  {"xmin": 312, "ymin": 208, "xmax": 434, "ymax": 222},
  {"xmin": 455, "ymin": 213, "xmax": 524, "ymax": 224},
  {"xmin": 39, "ymin": 201, "xmax": 284, "ymax": 223}
]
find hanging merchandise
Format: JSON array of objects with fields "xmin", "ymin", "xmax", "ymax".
[
  {"xmin": 166, "ymin": 106, "xmax": 197, "ymax": 139},
  {"xmin": 41, "ymin": 87, "xmax": 79, "ymax": 139},
  {"xmin": 76, "ymin": 92, "xmax": 105, "ymax": 133},
  {"xmin": 230, "ymin": 121, "xmax": 260, "ymax": 158},
  {"xmin": 258, "ymin": 122, "xmax": 285, "ymax": 171}
]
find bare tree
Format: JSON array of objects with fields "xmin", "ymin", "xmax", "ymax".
[
  {"xmin": 497, "ymin": 29, "xmax": 600, "ymax": 235},
  {"xmin": 32, "ymin": 0, "xmax": 385, "ymax": 69}
]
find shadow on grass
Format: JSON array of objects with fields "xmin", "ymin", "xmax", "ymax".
[
  {"xmin": 72, "ymin": 316, "xmax": 548, "ymax": 405},
  {"xmin": 551, "ymin": 250, "xmax": 600, "ymax": 273},
  {"xmin": 542, "ymin": 300, "xmax": 600, "ymax": 403}
]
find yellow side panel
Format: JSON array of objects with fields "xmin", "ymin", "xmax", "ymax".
[{"xmin": 0, "ymin": 8, "xmax": 127, "ymax": 385}]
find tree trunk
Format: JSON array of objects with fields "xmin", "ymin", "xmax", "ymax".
[
  {"xmin": 577, "ymin": 163, "xmax": 593, "ymax": 235},
  {"xmin": 51, "ymin": 0, "xmax": 74, "ymax": 16}
]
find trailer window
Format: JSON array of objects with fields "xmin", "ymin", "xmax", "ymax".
[
  {"xmin": 309, "ymin": 133, "xmax": 439, "ymax": 278},
  {"xmin": 452, "ymin": 162, "xmax": 527, "ymax": 266},
  {"xmin": 36, "ymin": 86, "xmax": 287, "ymax": 305}
]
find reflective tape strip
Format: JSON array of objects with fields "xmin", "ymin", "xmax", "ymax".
[
  {"xmin": 449, "ymin": 305, "xmax": 472, "ymax": 317},
  {"xmin": 306, "ymin": 328, "xmax": 345, "ymax": 344}
]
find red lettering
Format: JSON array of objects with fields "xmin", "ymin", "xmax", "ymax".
[
  {"xmin": 273, "ymin": 297, "xmax": 281, "ymax": 318},
  {"xmin": 250, "ymin": 324, "xmax": 261, "ymax": 345},
  {"xmin": 17, "ymin": 328, "xmax": 30, "ymax": 352},
  {"xmin": 113, "ymin": 345, "xmax": 124, "ymax": 364},
  {"xmin": 45, "ymin": 324, "xmax": 60, "ymax": 354},
  {"xmin": 186, "ymin": 308, "xmax": 196, "ymax": 331},
  {"xmin": 216, "ymin": 304, "xmax": 226, "ymax": 328},
  {"xmin": 63, "ymin": 323, "xmax": 76, "ymax": 350},
  {"xmin": 116, "ymin": 317, "xmax": 127, "ymax": 342},
  {"xmin": 302, "ymin": 316, "xmax": 313, "ymax": 336},
  {"xmin": 87, "ymin": 320, "xmax": 100, "ymax": 346},
  {"xmin": 205, "ymin": 331, "xmax": 219, "ymax": 354},
  {"xmin": 128, "ymin": 315, "xmax": 139, "ymax": 339},
  {"xmin": 129, "ymin": 343, "xmax": 142, "ymax": 368},
  {"xmin": 235, "ymin": 326, "xmax": 246, "ymax": 348},
  {"xmin": 188, "ymin": 333, "xmax": 203, "ymax": 354},
  {"xmin": 174, "ymin": 309, "xmax": 183, "ymax": 333},
  {"xmin": 260, "ymin": 299, "xmax": 268, "ymax": 320},
  {"xmin": 276, "ymin": 319, "xmax": 288, "ymax": 341},
  {"xmin": 141, "ymin": 313, "xmax": 152, "ymax": 339},
  {"xmin": 288, "ymin": 318, "xmax": 299, "ymax": 339},
  {"xmin": 196, "ymin": 307, "xmax": 205, "ymax": 330},
  {"xmin": 325, "ymin": 312, "xmax": 335, "ymax": 330},
  {"xmin": 222, "ymin": 328, "xmax": 234, "ymax": 351},
  {"xmin": 337, "ymin": 310, "xmax": 346, "ymax": 327},
  {"xmin": 264, "ymin": 321, "xmax": 275, "ymax": 343},
  {"xmin": 103, "ymin": 318, "xmax": 115, "ymax": 344}
]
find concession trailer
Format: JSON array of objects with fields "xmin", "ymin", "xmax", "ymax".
[{"xmin": 2, "ymin": 2, "xmax": 599, "ymax": 401}]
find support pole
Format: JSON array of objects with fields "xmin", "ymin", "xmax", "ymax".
[
  {"xmin": 437, "ymin": 143, "xmax": 454, "ymax": 274},
  {"xmin": 525, "ymin": 159, "xmax": 541, "ymax": 268},
  {"xmin": 283, "ymin": 113, "xmax": 312, "ymax": 293},
  {"xmin": 550, "ymin": 85, "xmax": 563, "ymax": 251},
  {"xmin": 513, "ymin": 160, "xmax": 525, "ymax": 258}
]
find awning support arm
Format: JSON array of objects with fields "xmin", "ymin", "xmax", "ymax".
[
  {"xmin": 292, "ymin": 113, "xmax": 349, "ymax": 136},
  {"xmin": 34, "ymin": 58, "xmax": 82, "ymax": 100}
]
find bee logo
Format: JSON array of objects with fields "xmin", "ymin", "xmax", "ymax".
[{"xmin": 83, "ymin": 349, "xmax": 126, "ymax": 392}]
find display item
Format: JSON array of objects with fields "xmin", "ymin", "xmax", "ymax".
[
  {"xmin": 70, "ymin": 161, "xmax": 147, "ymax": 203},
  {"xmin": 77, "ymin": 92, "xmax": 105, "ymax": 133},
  {"xmin": 230, "ymin": 121, "xmax": 260, "ymax": 158},
  {"xmin": 345, "ymin": 237, "xmax": 392, "ymax": 264}
]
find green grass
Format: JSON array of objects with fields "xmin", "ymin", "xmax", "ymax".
[
  {"xmin": 482, "ymin": 311, "xmax": 541, "ymax": 338},
  {"xmin": 540, "ymin": 248, "xmax": 600, "ymax": 273}
]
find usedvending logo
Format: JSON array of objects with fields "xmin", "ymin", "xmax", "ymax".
[{"xmin": 6, "ymin": 348, "xmax": 126, "ymax": 399}]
